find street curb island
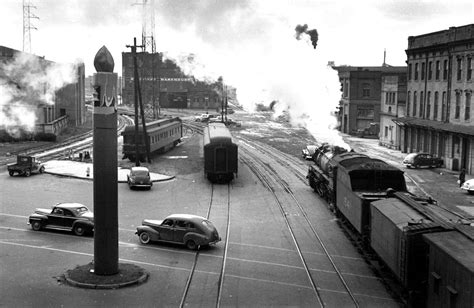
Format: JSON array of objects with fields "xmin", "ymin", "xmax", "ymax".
[{"xmin": 64, "ymin": 262, "xmax": 149, "ymax": 289}]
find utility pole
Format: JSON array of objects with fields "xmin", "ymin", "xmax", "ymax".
[
  {"xmin": 22, "ymin": 0, "xmax": 39, "ymax": 53},
  {"xmin": 126, "ymin": 38, "xmax": 151, "ymax": 165}
]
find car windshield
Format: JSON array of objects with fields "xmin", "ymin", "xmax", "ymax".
[
  {"xmin": 74, "ymin": 207, "xmax": 89, "ymax": 215},
  {"xmin": 132, "ymin": 170, "xmax": 149, "ymax": 176}
]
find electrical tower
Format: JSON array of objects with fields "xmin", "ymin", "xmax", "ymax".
[
  {"xmin": 23, "ymin": 0, "xmax": 39, "ymax": 53},
  {"xmin": 140, "ymin": 0, "xmax": 156, "ymax": 53}
]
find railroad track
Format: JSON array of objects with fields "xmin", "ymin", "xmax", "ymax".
[
  {"xmin": 179, "ymin": 183, "xmax": 231, "ymax": 308},
  {"xmin": 239, "ymin": 146, "xmax": 360, "ymax": 308}
]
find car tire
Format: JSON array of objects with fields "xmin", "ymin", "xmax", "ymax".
[
  {"xmin": 39, "ymin": 166, "xmax": 45, "ymax": 173},
  {"xmin": 24, "ymin": 169, "xmax": 31, "ymax": 177},
  {"xmin": 73, "ymin": 225, "xmax": 85, "ymax": 236},
  {"xmin": 414, "ymin": 164, "xmax": 419, "ymax": 169},
  {"xmin": 186, "ymin": 240, "xmax": 197, "ymax": 250},
  {"xmin": 9, "ymin": 171, "xmax": 14, "ymax": 176},
  {"xmin": 31, "ymin": 221, "xmax": 42, "ymax": 231},
  {"xmin": 139, "ymin": 232, "xmax": 151, "ymax": 244}
]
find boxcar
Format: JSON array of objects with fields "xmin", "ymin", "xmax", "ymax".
[
  {"xmin": 423, "ymin": 226, "xmax": 474, "ymax": 308},
  {"xmin": 334, "ymin": 153, "xmax": 407, "ymax": 238},
  {"xmin": 121, "ymin": 117, "xmax": 182, "ymax": 161},
  {"xmin": 203, "ymin": 123, "xmax": 238, "ymax": 183},
  {"xmin": 370, "ymin": 197, "xmax": 446, "ymax": 307}
]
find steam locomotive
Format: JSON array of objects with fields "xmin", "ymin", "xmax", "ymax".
[
  {"xmin": 307, "ymin": 143, "xmax": 473, "ymax": 307},
  {"xmin": 121, "ymin": 117, "xmax": 182, "ymax": 162}
]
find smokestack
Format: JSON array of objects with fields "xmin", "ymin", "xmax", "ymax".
[{"xmin": 295, "ymin": 24, "xmax": 319, "ymax": 49}]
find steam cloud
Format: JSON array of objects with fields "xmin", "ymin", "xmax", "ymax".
[
  {"xmin": 0, "ymin": 52, "xmax": 78, "ymax": 138},
  {"xmin": 295, "ymin": 24, "xmax": 319, "ymax": 49}
]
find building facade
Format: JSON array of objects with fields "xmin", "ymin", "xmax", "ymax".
[
  {"xmin": 0, "ymin": 45, "xmax": 85, "ymax": 137},
  {"xmin": 122, "ymin": 52, "xmax": 223, "ymax": 116},
  {"xmin": 379, "ymin": 72, "xmax": 407, "ymax": 149},
  {"xmin": 395, "ymin": 24, "xmax": 474, "ymax": 173},
  {"xmin": 335, "ymin": 66, "xmax": 406, "ymax": 137}
]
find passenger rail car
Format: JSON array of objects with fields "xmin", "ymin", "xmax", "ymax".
[
  {"xmin": 203, "ymin": 123, "xmax": 238, "ymax": 183},
  {"xmin": 121, "ymin": 117, "xmax": 182, "ymax": 162},
  {"xmin": 307, "ymin": 143, "xmax": 473, "ymax": 307}
]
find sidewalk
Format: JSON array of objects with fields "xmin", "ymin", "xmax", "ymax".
[{"xmin": 43, "ymin": 160, "xmax": 174, "ymax": 182}]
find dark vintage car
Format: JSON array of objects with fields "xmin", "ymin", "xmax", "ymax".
[
  {"xmin": 127, "ymin": 166, "xmax": 152, "ymax": 189},
  {"xmin": 136, "ymin": 214, "xmax": 221, "ymax": 250},
  {"xmin": 7, "ymin": 155, "xmax": 45, "ymax": 177},
  {"xmin": 402, "ymin": 152, "xmax": 444, "ymax": 168},
  {"xmin": 28, "ymin": 203, "xmax": 94, "ymax": 236},
  {"xmin": 302, "ymin": 145, "xmax": 317, "ymax": 160}
]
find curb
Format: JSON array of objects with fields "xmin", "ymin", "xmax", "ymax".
[
  {"xmin": 43, "ymin": 171, "xmax": 175, "ymax": 183},
  {"xmin": 64, "ymin": 263, "xmax": 149, "ymax": 289}
]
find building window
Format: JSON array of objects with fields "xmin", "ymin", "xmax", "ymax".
[
  {"xmin": 468, "ymin": 57, "xmax": 472, "ymax": 81},
  {"xmin": 428, "ymin": 61, "xmax": 433, "ymax": 80},
  {"xmin": 357, "ymin": 108, "xmax": 374, "ymax": 118},
  {"xmin": 413, "ymin": 91, "xmax": 417, "ymax": 117},
  {"xmin": 426, "ymin": 91, "xmax": 431, "ymax": 119},
  {"xmin": 434, "ymin": 91, "xmax": 439, "ymax": 120},
  {"xmin": 407, "ymin": 91, "xmax": 411, "ymax": 115},
  {"xmin": 419, "ymin": 91, "xmax": 424, "ymax": 118},
  {"xmin": 455, "ymin": 91, "xmax": 461, "ymax": 119},
  {"xmin": 421, "ymin": 62, "xmax": 425, "ymax": 80},
  {"xmin": 442, "ymin": 91, "xmax": 447, "ymax": 121},
  {"xmin": 466, "ymin": 92, "xmax": 471, "ymax": 120},
  {"xmin": 435, "ymin": 60, "xmax": 440, "ymax": 80},
  {"xmin": 457, "ymin": 57, "xmax": 463, "ymax": 81},
  {"xmin": 384, "ymin": 126, "xmax": 388, "ymax": 137},
  {"xmin": 408, "ymin": 63, "xmax": 412, "ymax": 80},
  {"xmin": 362, "ymin": 83, "xmax": 370, "ymax": 97},
  {"xmin": 415, "ymin": 63, "xmax": 419, "ymax": 80},
  {"xmin": 443, "ymin": 60, "xmax": 448, "ymax": 80}
]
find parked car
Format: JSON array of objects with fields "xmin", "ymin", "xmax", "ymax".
[
  {"xmin": 127, "ymin": 166, "xmax": 152, "ymax": 189},
  {"xmin": 402, "ymin": 153, "xmax": 444, "ymax": 168},
  {"xmin": 194, "ymin": 113, "xmax": 217, "ymax": 122},
  {"xmin": 7, "ymin": 155, "xmax": 45, "ymax": 177},
  {"xmin": 461, "ymin": 179, "xmax": 474, "ymax": 194},
  {"xmin": 136, "ymin": 214, "xmax": 221, "ymax": 250},
  {"xmin": 28, "ymin": 203, "xmax": 94, "ymax": 236},
  {"xmin": 302, "ymin": 145, "xmax": 317, "ymax": 160}
]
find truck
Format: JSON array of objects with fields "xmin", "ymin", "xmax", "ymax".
[{"xmin": 7, "ymin": 155, "xmax": 45, "ymax": 177}]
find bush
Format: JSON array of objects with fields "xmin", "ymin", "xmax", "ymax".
[{"xmin": 34, "ymin": 132, "xmax": 57, "ymax": 142}]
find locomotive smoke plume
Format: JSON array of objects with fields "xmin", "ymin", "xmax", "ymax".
[
  {"xmin": 0, "ymin": 53, "xmax": 77, "ymax": 138},
  {"xmin": 295, "ymin": 24, "xmax": 319, "ymax": 49}
]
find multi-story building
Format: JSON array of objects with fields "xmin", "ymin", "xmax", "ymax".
[
  {"xmin": 395, "ymin": 24, "xmax": 474, "ymax": 172},
  {"xmin": 380, "ymin": 72, "xmax": 407, "ymax": 149},
  {"xmin": 122, "ymin": 52, "xmax": 223, "ymax": 115},
  {"xmin": 335, "ymin": 66, "xmax": 406, "ymax": 137},
  {"xmin": 0, "ymin": 45, "xmax": 85, "ymax": 137}
]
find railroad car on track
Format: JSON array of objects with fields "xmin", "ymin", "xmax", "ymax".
[
  {"xmin": 121, "ymin": 117, "xmax": 182, "ymax": 162},
  {"xmin": 203, "ymin": 123, "xmax": 238, "ymax": 183},
  {"xmin": 306, "ymin": 142, "xmax": 473, "ymax": 307}
]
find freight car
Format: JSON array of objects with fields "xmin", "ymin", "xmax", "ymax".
[
  {"xmin": 121, "ymin": 117, "xmax": 182, "ymax": 162},
  {"xmin": 307, "ymin": 142, "xmax": 474, "ymax": 307},
  {"xmin": 203, "ymin": 123, "xmax": 238, "ymax": 183}
]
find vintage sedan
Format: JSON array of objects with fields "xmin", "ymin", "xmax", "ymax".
[
  {"xmin": 136, "ymin": 214, "xmax": 221, "ymax": 250},
  {"xmin": 461, "ymin": 179, "xmax": 474, "ymax": 194},
  {"xmin": 402, "ymin": 152, "xmax": 444, "ymax": 168},
  {"xmin": 127, "ymin": 166, "xmax": 153, "ymax": 189},
  {"xmin": 302, "ymin": 145, "xmax": 317, "ymax": 160},
  {"xmin": 28, "ymin": 203, "xmax": 94, "ymax": 236}
]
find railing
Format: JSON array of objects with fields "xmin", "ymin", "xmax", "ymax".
[{"xmin": 35, "ymin": 115, "xmax": 69, "ymax": 135}]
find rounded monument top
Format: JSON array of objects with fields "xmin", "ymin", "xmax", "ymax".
[{"xmin": 94, "ymin": 46, "xmax": 114, "ymax": 73}]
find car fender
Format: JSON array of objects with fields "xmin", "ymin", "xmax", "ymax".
[
  {"xmin": 136, "ymin": 225, "xmax": 160, "ymax": 241},
  {"xmin": 183, "ymin": 232, "xmax": 207, "ymax": 245},
  {"xmin": 72, "ymin": 220, "xmax": 94, "ymax": 231},
  {"xmin": 29, "ymin": 213, "xmax": 48, "ymax": 221}
]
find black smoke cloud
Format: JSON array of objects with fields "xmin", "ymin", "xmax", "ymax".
[{"xmin": 295, "ymin": 24, "xmax": 318, "ymax": 49}]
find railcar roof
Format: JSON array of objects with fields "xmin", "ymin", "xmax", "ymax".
[
  {"xmin": 204, "ymin": 123, "xmax": 233, "ymax": 143},
  {"xmin": 122, "ymin": 117, "xmax": 181, "ymax": 134}
]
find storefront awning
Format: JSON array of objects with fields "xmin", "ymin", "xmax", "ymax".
[{"xmin": 392, "ymin": 117, "xmax": 474, "ymax": 136}]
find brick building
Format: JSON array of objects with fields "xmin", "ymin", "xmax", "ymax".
[
  {"xmin": 122, "ymin": 51, "xmax": 223, "ymax": 115},
  {"xmin": 335, "ymin": 66, "xmax": 406, "ymax": 136},
  {"xmin": 394, "ymin": 24, "xmax": 474, "ymax": 172},
  {"xmin": 0, "ymin": 45, "xmax": 85, "ymax": 136}
]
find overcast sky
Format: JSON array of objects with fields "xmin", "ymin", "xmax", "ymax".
[{"xmin": 1, "ymin": 0, "xmax": 473, "ymax": 144}]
